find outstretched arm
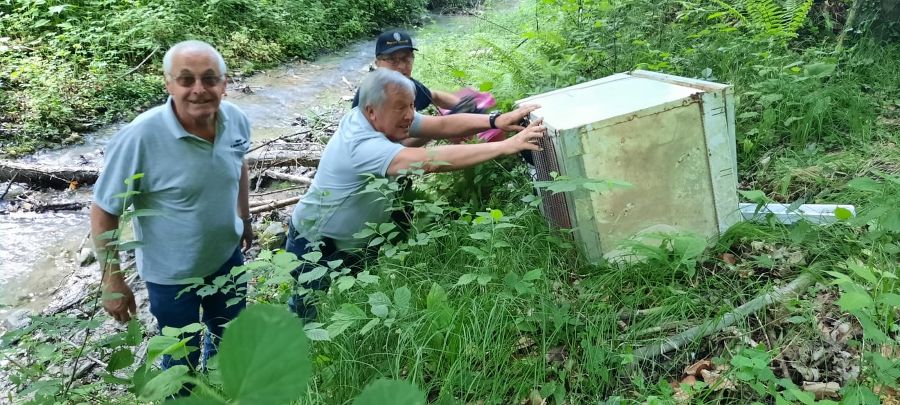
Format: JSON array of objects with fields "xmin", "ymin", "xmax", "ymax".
[
  {"xmin": 430, "ymin": 89, "xmax": 462, "ymax": 110},
  {"xmin": 388, "ymin": 118, "xmax": 545, "ymax": 175},
  {"xmin": 413, "ymin": 104, "xmax": 540, "ymax": 140}
]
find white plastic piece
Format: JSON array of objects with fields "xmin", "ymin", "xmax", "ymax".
[{"xmin": 739, "ymin": 203, "xmax": 856, "ymax": 225}]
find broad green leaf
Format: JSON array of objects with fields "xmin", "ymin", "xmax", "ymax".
[
  {"xmin": 359, "ymin": 318, "xmax": 381, "ymax": 335},
  {"xmin": 301, "ymin": 251, "xmax": 322, "ymax": 263},
  {"xmin": 476, "ymin": 274, "xmax": 493, "ymax": 285},
  {"xmin": 368, "ymin": 236, "xmax": 385, "ymax": 247},
  {"xmin": 368, "ymin": 292, "xmax": 391, "ymax": 318},
  {"xmin": 336, "ymin": 276, "xmax": 356, "ymax": 292},
  {"xmin": 804, "ymin": 62, "xmax": 836, "ymax": 78},
  {"xmin": 106, "ymin": 348, "xmax": 134, "ymax": 372},
  {"xmin": 837, "ymin": 289, "xmax": 874, "ymax": 312},
  {"xmin": 162, "ymin": 323, "xmax": 204, "ymax": 337},
  {"xmin": 738, "ymin": 190, "xmax": 769, "ymax": 204},
  {"xmin": 378, "ymin": 222, "xmax": 396, "ymax": 234},
  {"xmin": 219, "ymin": 305, "xmax": 310, "ymax": 404},
  {"xmin": 841, "ymin": 384, "xmax": 880, "ymax": 405},
  {"xmin": 328, "ymin": 304, "xmax": 367, "ymax": 338},
  {"xmin": 168, "ymin": 397, "xmax": 227, "ymax": 405},
  {"xmin": 844, "ymin": 260, "xmax": 877, "ymax": 284},
  {"xmin": 353, "ymin": 228, "xmax": 376, "ymax": 239},
  {"xmin": 139, "ymin": 365, "xmax": 191, "ymax": 401},
  {"xmin": 468, "ymin": 231, "xmax": 492, "ymax": 240},
  {"xmin": 394, "ymin": 286, "xmax": 411, "ymax": 316},
  {"xmin": 296, "ymin": 266, "xmax": 327, "ymax": 284},
  {"xmin": 304, "ymin": 328, "xmax": 330, "ymax": 341},
  {"xmin": 854, "ymin": 312, "xmax": 891, "ymax": 343},
  {"xmin": 461, "ymin": 246, "xmax": 487, "ymax": 257},
  {"xmin": 146, "ymin": 336, "xmax": 193, "ymax": 363},
  {"xmin": 356, "ymin": 271, "xmax": 379, "ymax": 284},
  {"xmin": 455, "ymin": 273, "xmax": 477, "ymax": 287},
  {"xmin": 834, "ymin": 207, "xmax": 853, "ymax": 221},
  {"xmin": 125, "ymin": 319, "xmax": 143, "ymax": 346},
  {"xmin": 522, "ymin": 269, "xmax": 542, "ymax": 282},
  {"xmin": 352, "ymin": 379, "xmax": 426, "ymax": 405},
  {"xmin": 846, "ymin": 177, "xmax": 882, "ymax": 193},
  {"xmin": 878, "ymin": 293, "xmax": 900, "ymax": 308},
  {"xmin": 272, "ymin": 252, "xmax": 299, "ymax": 270}
]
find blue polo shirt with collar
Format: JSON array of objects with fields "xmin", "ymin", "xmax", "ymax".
[
  {"xmin": 93, "ymin": 97, "xmax": 251, "ymax": 285},
  {"xmin": 291, "ymin": 107, "xmax": 423, "ymax": 249}
]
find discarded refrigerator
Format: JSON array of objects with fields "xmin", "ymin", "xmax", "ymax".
[{"xmin": 517, "ymin": 70, "xmax": 742, "ymax": 262}]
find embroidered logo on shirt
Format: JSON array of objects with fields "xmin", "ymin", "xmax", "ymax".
[{"xmin": 230, "ymin": 138, "xmax": 249, "ymax": 151}]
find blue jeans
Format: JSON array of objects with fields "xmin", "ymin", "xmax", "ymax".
[
  {"xmin": 145, "ymin": 248, "xmax": 245, "ymax": 370},
  {"xmin": 285, "ymin": 223, "xmax": 369, "ymax": 322}
]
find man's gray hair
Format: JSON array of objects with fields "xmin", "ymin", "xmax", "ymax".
[
  {"xmin": 162, "ymin": 40, "xmax": 227, "ymax": 77},
  {"xmin": 358, "ymin": 68, "xmax": 415, "ymax": 109}
]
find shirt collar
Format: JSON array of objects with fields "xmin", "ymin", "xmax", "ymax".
[{"xmin": 164, "ymin": 96, "xmax": 229, "ymax": 140}]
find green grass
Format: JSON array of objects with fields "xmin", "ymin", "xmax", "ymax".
[
  {"xmin": 292, "ymin": 0, "xmax": 900, "ymax": 403},
  {"xmin": 1, "ymin": 0, "xmax": 897, "ymax": 403}
]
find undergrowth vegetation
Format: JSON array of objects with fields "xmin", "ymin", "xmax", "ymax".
[
  {"xmin": 1, "ymin": 0, "xmax": 898, "ymax": 403},
  {"xmin": 0, "ymin": 0, "xmax": 430, "ymax": 155}
]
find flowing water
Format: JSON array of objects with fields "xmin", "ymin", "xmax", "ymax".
[{"xmin": 0, "ymin": 12, "xmax": 477, "ymax": 324}]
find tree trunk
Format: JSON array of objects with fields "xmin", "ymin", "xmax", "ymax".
[{"xmin": 0, "ymin": 160, "xmax": 99, "ymax": 189}]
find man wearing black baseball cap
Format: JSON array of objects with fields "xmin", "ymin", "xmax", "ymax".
[{"xmin": 353, "ymin": 30, "xmax": 460, "ymax": 117}]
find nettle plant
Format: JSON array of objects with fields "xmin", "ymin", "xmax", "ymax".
[{"xmin": 120, "ymin": 305, "xmax": 426, "ymax": 404}]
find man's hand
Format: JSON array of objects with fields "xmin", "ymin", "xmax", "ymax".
[
  {"xmin": 502, "ymin": 118, "xmax": 546, "ymax": 154},
  {"xmin": 102, "ymin": 273, "xmax": 137, "ymax": 323},
  {"xmin": 496, "ymin": 104, "xmax": 541, "ymax": 132},
  {"xmin": 240, "ymin": 218, "xmax": 254, "ymax": 252}
]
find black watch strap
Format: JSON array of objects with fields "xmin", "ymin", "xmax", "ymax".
[{"xmin": 489, "ymin": 111, "xmax": 501, "ymax": 129}]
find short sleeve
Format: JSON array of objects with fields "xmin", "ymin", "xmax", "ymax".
[
  {"xmin": 92, "ymin": 131, "xmax": 143, "ymax": 215},
  {"xmin": 408, "ymin": 112, "xmax": 423, "ymax": 138},
  {"xmin": 349, "ymin": 135, "xmax": 405, "ymax": 177}
]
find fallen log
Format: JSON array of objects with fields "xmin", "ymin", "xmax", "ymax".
[
  {"xmin": 263, "ymin": 170, "xmax": 312, "ymax": 185},
  {"xmin": 0, "ymin": 160, "xmax": 99, "ymax": 189},
  {"xmin": 246, "ymin": 150, "xmax": 320, "ymax": 169},
  {"xmin": 33, "ymin": 201, "xmax": 90, "ymax": 213},
  {"xmin": 249, "ymin": 196, "xmax": 301, "ymax": 214},
  {"xmin": 632, "ymin": 272, "xmax": 815, "ymax": 362}
]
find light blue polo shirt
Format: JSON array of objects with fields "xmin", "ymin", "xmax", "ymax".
[
  {"xmin": 93, "ymin": 97, "xmax": 251, "ymax": 285},
  {"xmin": 291, "ymin": 107, "xmax": 422, "ymax": 248}
]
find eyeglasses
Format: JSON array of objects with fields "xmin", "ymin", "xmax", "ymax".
[
  {"xmin": 170, "ymin": 74, "xmax": 224, "ymax": 88},
  {"xmin": 378, "ymin": 54, "xmax": 415, "ymax": 66}
]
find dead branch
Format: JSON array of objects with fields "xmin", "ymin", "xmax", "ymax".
[
  {"xmin": 249, "ymin": 196, "xmax": 301, "ymax": 214},
  {"xmin": 247, "ymin": 129, "xmax": 312, "ymax": 154},
  {"xmin": 250, "ymin": 185, "xmax": 305, "ymax": 197},
  {"xmin": 263, "ymin": 170, "xmax": 312, "ymax": 185},
  {"xmin": 633, "ymin": 273, "xmax": 816, "ymax": 362},
  {"xmin": 246, "ymin": 150, "xmax": 320, "ymax": 169}
]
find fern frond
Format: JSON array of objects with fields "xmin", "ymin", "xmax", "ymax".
[{"xmin": 785, "ymin": 0, "xmax": 814, "ymax": 36}]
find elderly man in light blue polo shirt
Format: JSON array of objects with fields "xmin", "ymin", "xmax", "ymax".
[
  {"xmin": 91, "ymin": 40, "xmax": 253, "ymax": 371},
  {"xmin": 287, "ymin": 68, "xmax": 545, "ymax": 319}
]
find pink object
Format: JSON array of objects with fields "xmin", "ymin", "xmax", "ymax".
[{"xmin": 439, "ymin": 88, "xmax": 505, "ymax": 144}]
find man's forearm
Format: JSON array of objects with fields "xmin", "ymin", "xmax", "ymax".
[
  {"xmin": 432, "ymin": 90, "xmax": 461, "ymax": 110},
  {"xmin": 416, "ymin": 113, "xmax": 490, "ymax": 140},
  {"xmin": 90, "ymin": 203, "xmax": 122, "ymax": 280},
  {"xmin": 389, "ymin": 142, "xmax": 511, "ymax": 175}
]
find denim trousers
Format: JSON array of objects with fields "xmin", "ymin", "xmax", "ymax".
[
  {"xmin": 145, "ymin": 247, "xmax": 245, "ymax": 370},
  {"xmin": 285, "ymin": 223, "xmax": 369, "ymax": 322}
]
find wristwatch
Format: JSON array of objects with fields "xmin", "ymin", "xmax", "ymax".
[{"xmin": 488, "ymin": 111, "xmax": 502, "ymax": 129}]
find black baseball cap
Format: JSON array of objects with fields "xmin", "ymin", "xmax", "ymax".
[{"xmin": 375, "ymin": 30, "xmax": 417, "ymax": 56}]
